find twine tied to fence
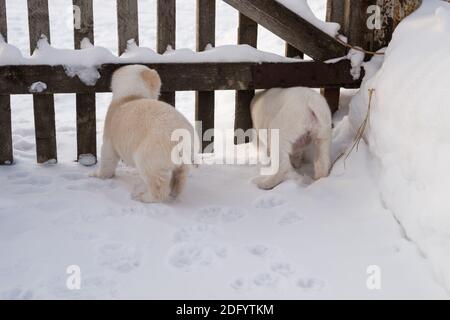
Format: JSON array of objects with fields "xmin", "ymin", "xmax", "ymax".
[
  {"xmin": 335, "ymin": 35, "xmax": 385, "ymax": 56},
  {"xmin": 330, "ymin": 88, "xmax": 376, "ymax": 171}
]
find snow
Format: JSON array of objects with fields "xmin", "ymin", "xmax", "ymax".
[
  {"xmin": 28, "ymin": 82, "xmax": 47, "ymax": 94},
  {"xmin": 0, "ymin": 0, "xmax": 448, "ymax": 299},
  {"xmin": 78, "ymin": 154, "xmax": 97, "ymax": 167},
  {"xmin": 349, "ymin": 0, "xmax": 450, "ymax": 290},
  {"xmin": 276, "ymin": 0, "xmax": 340, "ymax": 37},
  {"xmin": 0, "ymin": 35, "xmax": 300, "ymax": 67}
]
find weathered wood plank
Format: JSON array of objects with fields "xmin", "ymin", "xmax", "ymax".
[
  {"xmin": 322, "ymin": 0, "xmax": 345, "ymax": 113},
  {"xmin": 321, "ymin": 87, "xmax": 340, "ymax": 114},
  {"xmin": 196, "ymin": 0, "xmax": 216, "ymax": 152},
  {"xmin": 28, "ymin": 0, "xmax": 51, "ymax": 53},
  {"xmin": 0, "ymin": 0, "xmax": 6, "ymax": 41},
  {"xmin": 0, "ymin": 61, "xmax": 362, "ymax": 94},
  {"xmin": 117, "ymin": 0, "xmax": 139, "ymax": 55},
  {"xmin": 285, "ymin": 43, "xmax": 303, "ymax": 59},
  {"xmin": 0, "ymin": 0, "xmax": 13, "ymax": 165},
  {"xmin": 0, "ymin": 95, "xmax": 12, "ymax": 165},
  {"xmin": 27, "ymin": 0, "xmax": 57, "ymax": 164},
  {"xmin": 252, "ymin": 61, "xmax": 362, "ymax": 89},
  {"xmin": 223, "ymin": 0, "xmax": 346, "ymax": 61},
  {"xmin": 73, "ymin": 0, "xmax": 94, "ymax": 48},
  {"xmin": 235, "ymin": 13, "xmax": 257, "ymax": 144},
  {"xmin": 73, "ymin": 0, "xmax": 96, "ymax": 164},
  {"xmin": 157, "ymin": 0, "xmax": 176, "ymax": 106},
  {"xmin": 344, "ymin": 0, "xmax": 376, "ymax": 50},
  {"xmin": 374, "ymin": 0, "xmax": 422, "ymax": 50},
  {"xmin": 327, "ymin": 0, "xmax": 346, "ymax": 28}
]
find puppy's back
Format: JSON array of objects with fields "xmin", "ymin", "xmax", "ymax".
[{"xmin": 109, "ymin": 98, "xmax": 196, "ymax": 166}]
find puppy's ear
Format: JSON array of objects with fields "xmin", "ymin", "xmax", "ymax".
[{"xmin": 141, "ymin": 69, "xmax": 162, "ymax": 99}]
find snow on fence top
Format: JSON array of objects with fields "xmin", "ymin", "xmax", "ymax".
[
  {"xmin": 276, "ymin": 0, "xmax": 340, "ymax": 37},
  {"xmin": 0, "ymin": 36, "xmax": 299, "ymax": 68}
]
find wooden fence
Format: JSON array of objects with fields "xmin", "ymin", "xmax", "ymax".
[{"xmin": 0, "ymin": 0, "xmax": 373, "ymax": 166}]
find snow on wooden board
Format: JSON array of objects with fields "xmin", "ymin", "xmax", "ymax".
[
  {"xmin": 0, "ymin": 36, "xmax": 299, "ymax": 67},
  {"xmin": 276, "ymin": 0, "xmax": 340, "ymax": 37}
]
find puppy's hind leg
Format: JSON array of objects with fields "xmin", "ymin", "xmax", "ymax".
[
  {"xmin": 170, "ymin": 165, "xmax": 189, "ymax": 198},
  {"xmin": 313, "ymin": 127, "xmax": 331, "ymax": 180},
  {"xmin": 134, "ymin": 157, "xmax": 171, "ymax": 203},
  {"xmin": 254, "ymin": 150, "xmax": 291, "ymax": 190},
  {"xmin": 90, "ymin": 139, "xmax": 119, "ymax": 179}
]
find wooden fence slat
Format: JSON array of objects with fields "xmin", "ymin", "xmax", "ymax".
[
  {"xmin": 0, "ymin": 61, "xmax": 361, "ymax": 94},
  {"xmin": 117, "ymin": 0, "xmax": 139, "ymax": 55},
  {"xmin": 223, "ymin": 0, "xmax": 346, "ymax": 61},
  {"xmin": 344, "ymin": 0, "xmax": 377, "ymax": 50},
  {"xmin": 322, "ymin": 0, "xmax": 347, "ymax": 113},
  {"xmin": 321, "ymin": 86, "xmax": 340, "ymax": 113},
  {"xmin": 73, "ymin": 0, "xmax": 96, "ymax": 165},
  {"xmin": 374, "ymin": 0, "xmax": 422, "ymax": 50},
  {"xmin": 157, "ymin": 0, "xmax": 176, "ymax": 107},
  {"xmin": 0, "ymin": 0, "xmax": 13, "ymax": 165},
  {"xmin": 0, "ymin": 0, "xmax": 6, "ymax": 40},
  {"xmin": 196, "ymin": 0, "xmax": 216, "ymax": 152},
  {"xmin": 0, "ymin": 95, "xmax": 12, "ymax": 165},
  {"xmin": 234, "ymin": 13, "xmax": 257, "ymax": 144},
  {"xmin": 27, "ymin": 0, "xmax": 57, "ymax": 164}
]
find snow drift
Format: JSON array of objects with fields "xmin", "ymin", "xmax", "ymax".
[{"xmin": 349, "ymin": 0, "xmax": 450, "ymax": 289}]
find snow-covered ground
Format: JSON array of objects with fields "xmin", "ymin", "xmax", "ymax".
[
  {"xmin": 350, "ymin": 0, "xmax": 450, "ymax": 293},
  {"xmin": 0, "ymin": 0, "xmax": 448, "ymax": 299}
]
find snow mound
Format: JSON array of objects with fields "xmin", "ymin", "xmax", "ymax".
[{"xmin": 349, "ymin": 0, "xmax": 450, "ymax": 289}]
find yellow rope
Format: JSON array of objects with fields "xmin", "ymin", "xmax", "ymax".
[{"xmin": 335, "ymin": 35, "xmax": 385, "ymax": 56}]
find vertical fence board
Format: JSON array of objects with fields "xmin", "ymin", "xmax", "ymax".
[
  {"xmin": 27, "ymin": 0, "xmax": 57, "ymax": 164},
  {"xmin": 0, "ymin": 0, "xmax": 13, "ymax": 165},
  {"xmin": 344, "ymin": 0, "xmax": 376, "ymax": 49},
  {"xmin": 374, "ymin": 0, "xmax": 422, "ymax": 50},
  {"xmin": 0, "ymin": 95, "xmax": 12, "ymax": 165},
  {"xmin": 234, "ymin": 13, "xmax": 257, "ymax": 144},
  {"xmin": 322, "ymin": 0, "xmax": 346, "ymax": 113},
  {"xmin": 0, "ymin": 0, "xmax": 5, "ymax": 40},
  {"xmin": 73, "ymin": 0, "xmax": 96, "ymax": 165},
  {"xmin": 196, "ymin": 0, "xmax": 215, "ymax": 152},
  {"xmin": 117, "ymin": 0, "xmax": 139, "ymax": 55},
  {"xmin": 157, "ymin": 0, "xmax": 176, "ymax": 106}
]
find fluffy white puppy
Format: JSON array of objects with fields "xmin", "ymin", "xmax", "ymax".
[
  {"xmin": 251, "ymin": 87, "xmax": 332, "ymax": 190},
  {"xmin": 91, "ymin": 65, "xmax": 198, "ymax": 203}
]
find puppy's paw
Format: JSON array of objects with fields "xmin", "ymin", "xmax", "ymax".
[
  {"xmin": 131, "ymin": 191, "xmax": 159, "ymax": 204},
  {"xmin": 252, "ymin": 176, "xmax": 277, "ymax": 190},
  {"xmin": 89, "ymin": 170, "xmax": 114, "ymax": 180}
]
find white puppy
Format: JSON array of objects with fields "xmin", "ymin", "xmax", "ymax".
[
  {"xmin": 251, "ymin": 87, "xmax": 332, "ymax": 190},
  {"xmin": 91, "ymin": 65, "xmax": 198, "ymax": 203}
]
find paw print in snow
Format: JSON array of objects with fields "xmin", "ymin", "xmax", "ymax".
[
  {"xmin": 168, "ymin": 243, "xmax": 228, "ymax": 271},
  {"xmin": 270, "ymin": 262, "xmax": 296, "ymax": 277},
  {"xmin": 278, "ymin": 210, "xmax": 304, "ymax": 226},
  {"xmin": 253, "ymin": 273, "xmax": 279, "ymax": 288},
  {"xmin": 297, "ymin": 277, "xmax": 325, "ymax": 292},
  {"xmin": 196, "ymin": 206, "xmax": 247, "ymax": 224},
  {"xmin": 97, "ymin": 242, "xmax": 141, "ymax": 274},
  {"xmin": 1, "ymin": 287, "xmax": 34, "ymax": 300},
  {"xmin": 253, "ymin": 194, "xmax": 287, "ymax": 209},
  {"xmin": 174, "ymin": 224, "xmax": 219, "ymax": 243}
]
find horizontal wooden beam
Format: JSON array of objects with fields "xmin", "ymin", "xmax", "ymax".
[
  {"xmin": 0, "ymin": 61, "xmax": 360, "ymax": 95},
  {"xmin": 223, "ymin": 0, "xmax": 346, "ymax": 61}
]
